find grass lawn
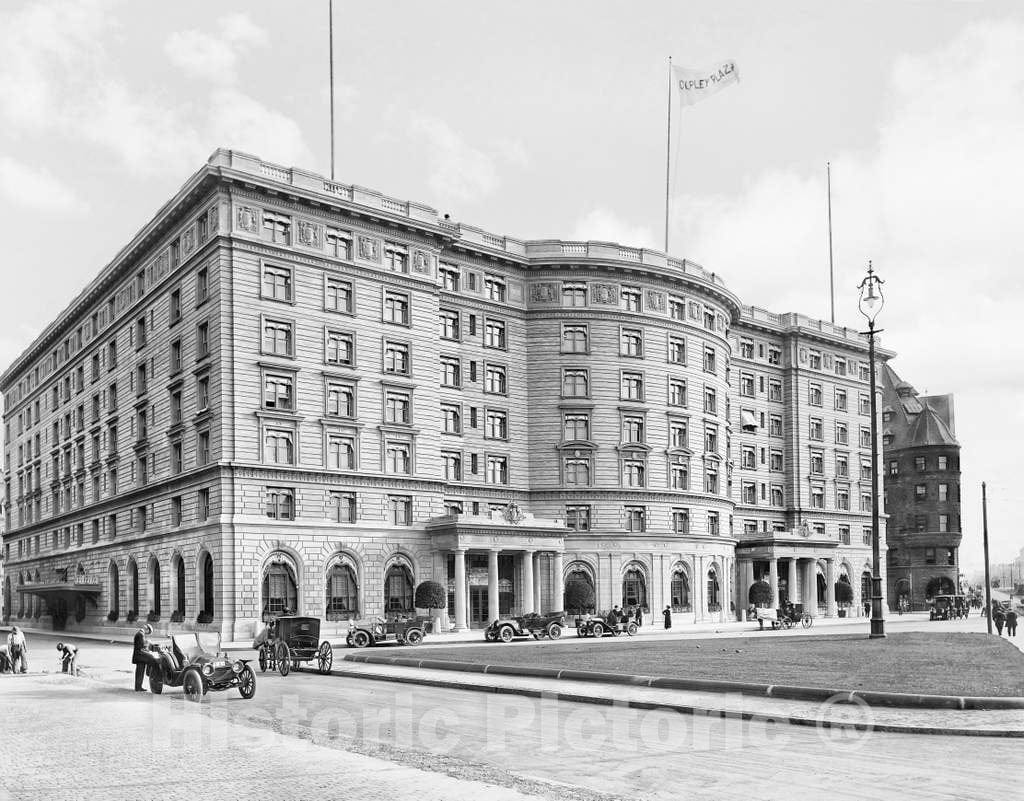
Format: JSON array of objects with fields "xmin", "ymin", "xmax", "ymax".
[{"xmin": 413, "ymin": 632, "xmax": 1024, "ymax": 697}]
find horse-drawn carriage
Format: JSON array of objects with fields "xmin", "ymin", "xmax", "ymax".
[
  {"xmin": 254, "ymin": 616, "xmax": 334, "ymax": 677},
  {"xmin": 755, "ymin": 605, "xmax": 813, "ymax": 631}
]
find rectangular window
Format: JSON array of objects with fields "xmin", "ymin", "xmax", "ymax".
[
  {"xmin": 196, "ymin": 267, "xmax": 209, "ymax": 305},
  {"xmin": 563, "ymin": 413, "xmax": 590, "ymax": 441},
  {"xmin": 835, "ymin": 389, "xmax": 848, "ymax": 411},
  {"xmin": 740, "ymin": 373, "xmax": 755, "ymax": 397},
  {"xmin": 810, "ymin": 486, "xmax": 824, "ymax": 508},
  {"xmin": 623, "ymin": 459, "xmax": 646, "ymax": 487},
  {"xmin": 621, "ymin": 287, "xmax": 641, "ymax": 312},
  {"xmin": 326, "ymin": 229, "xmax": 352, "ymax": 260},
  {"xmin": 621, "ymin": 371, "xmax": 644, "ymax": 401},
  {"xmin": 485, "ymin": 409, "xmax": 508, "ymax": 440},
  {"xmin": 742, "ymin": 482, "xmax": 756, "ymax": 504},
  {"xmin": 265, "ymin": 487, "xmax": 294, "ymax": 520},
  {"xmin": 741, "ymin": 446, "xmax": 756, "ymax": 470},
  {"xmin": 670, "ymin": 462, "xmax": 689, "ymax": 490},
  {"xmin": 441, "ymin": 404, "xmax": 461, "ymax": 434},
  {"xmin": 263, "ymin": 373, "xmax": 293, "ymax": 410},
  {"xmin": 625, "ymin": 506, "xmax": 646, "ymax": 532},
  {"xmin": 562, "ymin": 369, "xmax": 588, "ymax": 398},
  {"xmin": 566, "ymin": 505, "xmax": 591, "ymax": 530},
  {"xmin": 708, "ymin": 511, "xmax": 720, "ymax": 536},
  {"xmin": 384, "ymin": 242, "xmax": 408, "ymax": 273},
  {"xmin": 835, "ymin": 422, "xmax": 848, "ymax": 445},
  {"xmin": 915, "ymin": 483, "xmax": 927, "ymax": 500},
  {"xmin": 384, "ymin": 391, "xmax": 412, "ymax": 424},
  {"xmin": 385, "ymin": 442, "xmax": 411, "ymax": 474},
  {"xmin": 440, "ymin": 266, "xmax": 460, "ymax": 292},
  {"xmin": 938, "ymin": 514, "xmax": 949, "ymax": 533},
  {"xmin": 327, "ymin": 435, "xmax": 356, "ymax": 470},
  {"xmin": 325, "ymin": 277, "xmax": 354, "ymax": 313},
  {"xmin": 384, "ymin": 342, "xmax": 410, "ymax": 376},
  {"xmin": 325, "ymin": 330, "xmax": 354, "ymax": 366},
  {"xmin": 196, "ymin": 375, "xmax": 210, "ymax": 411},
  {"xmin": 562, "ymin": 324, "xmax": 588, "ymax": 353},
  {"xmin": 563, "ymin": 457, "xmax": 591, "ymax": 486},
  {"xmin": 837, "ymin": 488, "xmax": 850, "ymax": 511},
  {"xmin": 384, "ymin": 291, "xmax": 410, "ymax": 325},
  {"xmin": 938, "ymin": 483, "xmax": 949, "ymax": 502},
  {"xmin": 938, "ymin": 456, "xmax": 948, "ymax": 471},
  {"xmin": 330, "ymin": 491, "xmax": 357, "ymax": 523},
  {"xmin": 442, "ymin": 451, "xmax": 462, "ymax": 481},
  {"xmin": 484, "ymin": 275, "xmax": 506, "ymax": 302},
  {"xmin": 704, "ymin": 425, "xmax": 718, "ymax": 454},
  {"xmin": 562, "ymin": 283, "xmax": 587, "ymax": 307},
  {"xmin": 171, "ymin": 441, "xmax": 183, "ymax": 474},
  {"xmin": 836, "ymin": 454, "xmax": 849, "ymax": 477},
  {"xmin": 809, "ymin": 350, "xmax": 821, "ymax": 369},
  {"xmin": 809, "ymin": 383, "xmax": 823, "ymax": 406},
  {"xmin": 810, "ymin": 451, "xmax": 824, "ymax": 474},
  {"xmin": 171, "ymin": 496, "xmax": 182, "ymax": 526},
  {"xmin": 262, "ymin": 319, "xmax": 293, "ymax": 356},
  {"xmin": 703, "ymin": 346, "xmax": 716, "ymax": 374},
  {"xmin": 262, "ymin": 265, "xmax": 293, "ymax": 301},
  {"xmin": 439, "ymin": 310, "xmax": 460, "ymax": 340},
  {"xmin": 486, "ymin": 455, "xmax": 508, "ymax": 484},
  {"xmin": 170, "ymin": 339, "xmax": 182, "ymax": 373},
  {"xmin": 668, "ymin": 336, "xmax": 686, "ymax": 364},
  {"xmin": 670, "ymin": 420, "xmax": 688, "ymax": 449},
  {"xmin": 704, "ymin": 464, "xmax": 719, "ymax": 494},
  {"xmin": 672, "ymin": 509, "xmax": 690, "ymax": 533},
  {"xmin": 621, "ymin": 328, "xmax": 643, "ymax": 357},
  {"xmin": 809, "ymin": 418, "xmax": 823, "ymax": 440},
  {"xmin": 860, "ymin": 428, "xmax": 872, "ymax": 448},
  {"xmin": 263, "ymin": 214, "xmax": 290, "ymax": 244},
  {"xmin": 198, "ymin": 488, "xmax": 210, "ymax": 521},
  {"xmin": 740, "ymin": 339, "xmax": 754, "ymax": 359},
  {"xmin": 669, "ymin": 297, "xmax": 685, "ymax": 320},
  {"xmin": 771, "ymin": 485, "xmax": 784, "ymax": 506},
  {"xmin": 326, "ymin": 383, "xmax": 355, "ymax": 417},
  {"xmin": 484, "ymin": 363, "xmax": 507, "ymax": 394},
  {"xmin": 264, "ymin": 429, "xmax": 295, "ymax": 465},
  {"xmin": 484, "ymin": 319, "xmax": 506, "ymax": 349}
]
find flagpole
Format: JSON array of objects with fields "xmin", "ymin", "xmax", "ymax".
[
  {"xmin": 827, "ymin": 161, "xmax": 835, "ymax": 323},
  {"xmin": 664, "ymin": 56, "xmax": 672, "ymax": 254},
  {"xmin": 329, "ymin": 0, "xmax": 336, "ymax": 180}
]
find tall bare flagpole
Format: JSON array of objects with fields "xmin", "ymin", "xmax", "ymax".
[
  {"xmin": 664, "ymin": 56, "xmax": 672, "ymax": 254},
  {"xmin": 827, "ymin": 162, "xmax": 835, "ymax": 323},
  {"xmin": 329, "ymin": 0, "xmax": 336, "ymax": 180}
]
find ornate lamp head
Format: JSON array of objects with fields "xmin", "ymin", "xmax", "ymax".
[{"xmin": 858, "ymin": 260, "xmax": 885, "ymax": 324}]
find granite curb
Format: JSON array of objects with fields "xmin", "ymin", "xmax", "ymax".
[{"xmin": 342, "ymin": 653, "xmax": 1024, "ymax": 711}]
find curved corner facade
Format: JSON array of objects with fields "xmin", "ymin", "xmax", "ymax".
[{"xmin": 1, "ymin": 149, "xmax": 888, "ymax": 640}]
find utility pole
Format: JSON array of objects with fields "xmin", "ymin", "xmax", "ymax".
[{"xmin": 982, "ymin": 482, "xmax": 992, "ymax": 635}]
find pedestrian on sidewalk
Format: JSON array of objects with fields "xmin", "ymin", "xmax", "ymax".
[
  {"xmin": 994, "ymin": 608, "xmax": 1006, "ymax": 636},
  {"xmin": 57, "ymin": 642, "xmax": 79, "ymax": 674},
  {"xmin": 1006, "ymin": 609, "xmax": 1018, "ymax": 637},
  {"xmin": 131, "ymin": 623, "xmax": 160, "ymax": 692},
  {"xmin": 7, "ymin": 626, "xmax": 28, "ymax": 673},
  {"xmin": 634, "ymin": 605, "xmax": 644, "ymax": 627},
  {"xmin": 663, "ymin": 606, "xmax": 672, "ymax": 630}
]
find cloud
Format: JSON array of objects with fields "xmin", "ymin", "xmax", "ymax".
[
  {"xmin": 410, "ymin": 115, "xmax": 500, "ymax": 206},
  {"xmin": 569, "ymin": 208, "xmax": 657, "ymax": 250},
  {"xmin": 0, "ymin": 157, "xmax": 81, "ymax": 212},
  {"xmin": 672, "ymin": 19, "xmax": 1024, "ymax": 565},
  {"xmin": 165, "ymin": 13, "xmax": 270, "ymax": 83},
  {"xmin": 0, "ymin": 4, "xmax": 306, "ymax": 175}
]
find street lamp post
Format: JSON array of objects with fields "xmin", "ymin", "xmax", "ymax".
[{"xmin": 859, "ymin": 261, "xmax": 887, "ymax": 639}]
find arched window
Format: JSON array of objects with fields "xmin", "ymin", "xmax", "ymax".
[
  {"xmin": 128, "ymin": 559, "xmax": 139, "ymax": 614},
  {"xmin": 384, "ymin": 564, "xmax": 414, "ymax": 614},
  {"xmin": 925, "ymin": 576, "xmax": 955, "ymax": 597},
  {"xmin": 706, "ymin": 568, "xmax": 720, "ymax": 610},
  {"xmin": 201, "ymin": 553, "xmax": 215, "ymax": 617},
  {"xmin": 563, "ymin": 565, "xmax": 596, "ymax": 614},
  {"xmin": 108, "ymin": 561, "xmax": 120, "ymax": 616},
  {"xmin": 622, "ymin": 567, "xmax": 647, "ymax": 610},
  {"xmin": 263, "ymin": 562, "xmax": 298, "ymax": 619},
  {"xmin": 149, "ymin": 558, "xmax": 162, "ymax": 616},
  {"xmin": 326, "ymin": 563, "xmax": 359, "ymax": 620},
  {"xmin": 174, "ymin": 556, "xmax": 186, "ymax": 616},
  {"xmin": 670, "ymin": 570, "xmax": 691, "ymax": 612}
]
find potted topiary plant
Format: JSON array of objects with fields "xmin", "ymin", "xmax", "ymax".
[
  {"xmin": 564, "ymin": 580, "xmax": 596, "ymax": 628},
  {"xmin": 835, "ymin": 581, "xmax": 854, "ymax": 617},
  {"xmin": 196, "ymin": 611, "xmax": 213, "ymax": 625},
  {"xmin": 170, "ymin": 609, "xmax": 183, "ymax": 623},
  {"xmin": 414, "ymin": 580, "xmax": 447, "ymax": 633},
  {"xmin": 126, "ymin": 609, "xmax": 138, "ymax": 623},
  {"xmin": 748, "ymin": 579, "xmax": 772, "ymax": 608},
  {"xmin": 146, "ymin": 610, "xmax": 160, "ymax": 623},
  {"xmin": 107, "ymin": 610, "xmax": 119, "ymax": 623}
]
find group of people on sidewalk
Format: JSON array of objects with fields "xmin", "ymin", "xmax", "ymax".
[{"xmin": 993, "ymin": 605, "xmax": 1019, "ymax": 637}]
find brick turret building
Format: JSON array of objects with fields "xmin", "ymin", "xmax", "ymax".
[{"xmin": 881, "ymin": 364, "xmax": 961, "ymax": 610}]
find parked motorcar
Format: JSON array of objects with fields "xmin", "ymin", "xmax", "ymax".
[
  {"xmin": 346, "ymin": 615, "xmax": 427, "ymax": 648},
  {"xmin": 484, "ymin": 611, "xmax": 565, "ymax": 642},
  {"xmin": 575, "ymin": 613, "xmax": 638, "ymax": 638},
  {"xmin": 147, "ymin": 632, "xmax": 255, "ymax": 702},
  {"xmin": 255, "ymin": 616, "xmax": 333, "ymax": 677}
]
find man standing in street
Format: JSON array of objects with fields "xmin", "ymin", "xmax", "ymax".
[
  {"xmin": 7, "ymin": 626, "xmax": 28, "ymax": 673},
  {"xmin": 131, "ymin": 623, "xmax": 160, "ymax": 692},
  {"xmin": 1006, "ymin": 608, "xmax": 1018, "ymax": 637}
]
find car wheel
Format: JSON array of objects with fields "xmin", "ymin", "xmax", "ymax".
[
  {"xmin": 802, "ymin": 615, "xmax": 812, "ymax": 629},
  {"xmin": 547, "ymin": 623, "xmax": 563, "ymax": 640},
  {"xmin": 352, "ymin": 630, "xmax": 371, "ymax": 648},
  {"xmin": 626, "ymin": 622, "xmax": 638, "ymax": 636},
  {"xmin": 406, "ymin": 629, "xmax": 424, "ymax": 646},
  {"xmin": 345, "ymin": 634, "xmax": 353, "ymax": 647},
  {"xmin": 238, "ymin": 666, "xmax": 256, "ymax": 699},
  {"xmin": 499, "ymin": 626, "xmax": 514, "ymax": 643},
  {"xmin": 277, "ymin": 644, "xmax": 291, "ymax": 676},
  {"xmin": 576, "ymin": 627, "xmax": 583, "ymax": 637},
  {"xmin": 590, "ymin": 622, "xmax": 604, "ymax": 637},
  {"xmin": 317, "ymin": 642, "xmax": 333, "ymax": 675},
  {"xmin": 183, "ymin": 669, "xmax": 204, "ymax": 703},
  {"xmin": 148, "ymin": 671, "xmax": 163, "ymax": 695},
  {"xmin": 258, "ymin": 648, "xmax": 267, "ymax": 673},
  {"xmin": 485, "ymin": 631, "xmax": 495, "ymax": 642}
]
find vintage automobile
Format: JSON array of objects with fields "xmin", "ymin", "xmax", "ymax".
[
  {"xmin": 345, "ymin": 615, "xmax": 427, "ymax": 647},
  {"xmin": 575, "ymin": 613, "xmax": 638, "ymax": 638},
  {"xmin": 254, "ymin": 616, "xmax": 334, "ymax": 677},
  {"xmin": 484, "ymin": 611, "xmax": 565, "ymax": 643},
  {"xmin": 755, "ymin": 605, "xmax": 813, "ymax": 631},
  {"xmin": 147, "ymin": 632, "xmax": 255, "ymax": 702},
  {"xmin": 929, "ymin": 594, "xmax": 967, "ymax": 620}
]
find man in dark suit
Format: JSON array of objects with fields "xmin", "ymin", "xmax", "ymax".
[{"xmin": 132, "ymin": 623, "xmax": 160, "ymax": 692}]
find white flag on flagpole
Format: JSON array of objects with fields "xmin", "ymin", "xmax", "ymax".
[{"xmin": 673, "ymin": 61, "xmax": 740, "ymax": 106}]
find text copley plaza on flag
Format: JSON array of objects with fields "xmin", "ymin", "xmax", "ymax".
[{"xmin": 673, "ymin": 60, "xmax": 740, "ymax": 105}]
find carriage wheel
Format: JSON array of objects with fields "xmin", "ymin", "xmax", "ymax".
[
  {"xmin": 590, "ymin": 622, "xmax": 604, "ymax": 638},
  {"xmin": 258, "ymin": 647, "xmax": 267, "ymax": 673},
  {"xmin": 317, "ymin": 642, "xmax": 333, "ymax": 675},
  {"xmin": 802, "ymin": 614, "xmax": 812, "ymax": 628},
  {"xmin": 238, "ymin": 666, "xmax": 256, "ymax": 699},
  {"xmin": 406, "ymin": 629, "xmax": 424, "ymax": 646},
  {"xmin": 277, "ymin": 643, "xmax": 291, "ymax": 676}
]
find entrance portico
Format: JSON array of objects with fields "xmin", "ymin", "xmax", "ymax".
[
  {"xmin": 428, "ymin": 511, "xmax": 566, "ymax": 630},
  {"xmin": 735, "ymin": 533, "xmax": 840, "ymax": 618}
]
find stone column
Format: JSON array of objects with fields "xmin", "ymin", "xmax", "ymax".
[
  {"xmin": 551, "ymin": 551, "xmax": 564, "ymax": 611},
  {"xmin": 787, "ymin": 559, "xmax": 798, "ymax": 605},
  {"xmin": 720, "ymin": 556, "xmax": 729, "ymax": 622},
  {"xmin": 825, "ymin": 558, "xmax": 837, "ymax": 618},
  {"xmin": 533, "ymin": 552, "xmax": 542, "ymax": 612},
  {"xmin": 695, "ymin": 555, "xmax": 704, "ymax": 622},
  {"xmin": 742, "ymin": 560, "xmax": 754, "ymax": 618},
  {"xmin": 487, "ymin": 549, "xmax": 500, "ymax": 623},
  {"xmin": 453, "ymin": 549, "xmax": 468, "ymax": 631},
  {"xmin": 804, "ymin": 559, "xmax": 817, "ymax": 615},
  {"xmin": 522, "ymin": 551, "xmax": 535, "ymax": 614},
  {"xmin": 768, "ymin": 557, "xmax": 779, "ymax": 609}
]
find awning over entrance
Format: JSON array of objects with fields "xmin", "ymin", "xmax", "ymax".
[{"xmin": 20, "ymin": 583, "xmax": 102, "ymax": 607}]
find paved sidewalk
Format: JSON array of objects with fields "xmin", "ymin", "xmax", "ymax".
[{"xmin": 330, "ymin": 660, "xmax": 1024, "ymax": 736}]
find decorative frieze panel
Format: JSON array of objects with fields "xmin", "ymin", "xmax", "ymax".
[
  {"xmin": 357, "ymin": 236, "xmax": 381, "ymax": 263},
  {"xmin": 530, "ymin": 282, "xmax": 558, "ymax": 304},
  {"xmin": 590, "ymin": 283, "xmax": 617, "ymax": 304},
  {"xmin": 411, "ymin": 250, "xmax": 434, "ymax": 276},
  {"xmin": 296, "ymin": 219, "xmax": 324, "ymax": 250},
  {"xmin": 646, "ymin": 290, "xmax": 666, "ymax": 313},
  {"xmin": 236, "ymin": 205, "xmax": 261, "ymax": 233}
]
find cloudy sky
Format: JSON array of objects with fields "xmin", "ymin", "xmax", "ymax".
[{"xmin": 1, "ymin": 0, "xmax": 1021, "ymax": 572}]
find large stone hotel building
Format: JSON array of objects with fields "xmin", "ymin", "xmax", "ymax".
[{"xmin": 1, "ymin": 150, "xmax": 892, "ymax": 640}]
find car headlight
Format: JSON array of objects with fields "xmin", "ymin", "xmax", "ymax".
[
  {"xmin": 232, "ymin": 661, "xmax": 243, "ymax": 673},
  {"xmin": 202, "ymin": 664, "xmax": 214, "ymax": 676}
]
